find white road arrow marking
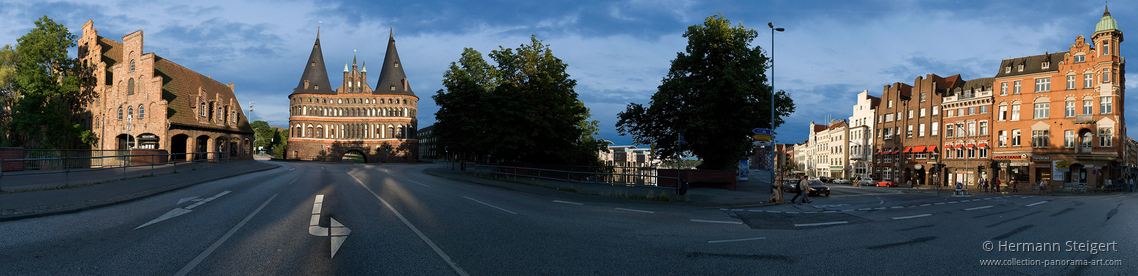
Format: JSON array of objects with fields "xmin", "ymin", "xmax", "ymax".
[
  {"xmin": 309, "ymin": 195, "xmax": 351, "ymax": 258},
  {"xmin": 178, "ymin": 196, "xmax": 201, "ymax": 205},
  {"xmin": 136, "ymin": 191, "xmax": 230, "ymax": 230}
]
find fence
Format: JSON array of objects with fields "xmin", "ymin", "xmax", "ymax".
[
  {"xmin": 472, "ymin": 164, "xmax": 687, "ymax": 194},
  {"xmin": 0, "ymin": 151, "xmax": 230, "ymax": 191}
]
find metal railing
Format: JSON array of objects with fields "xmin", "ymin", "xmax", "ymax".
[
  {"xmin": 472, "ymin": 164, "xmax": 687, "ymax": 194},
  {"xmin": 0, "ymin": 151, "xmax": 231, "ymax": 191}
]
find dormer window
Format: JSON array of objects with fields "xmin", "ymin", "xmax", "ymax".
[
  {"xmin": 394, "ymin": 62, "xmax": 399, "ymax": 68},
  {"xmin": 1005, "ymin": 66, "xmax": 1011, "ymax": 73},
  {"xmin": 304, "ymin": 80, "xmax": 309, "ymax": 89},
  {"xmin": 1042, "ymin": 62, "xmax": 1050, "ymax": 69},
  {"xmin": 390, "ymin": 85, "xmax": 395, "ymax": 91},
  {"xmin": 1017, "ymin": 64, "xmax": 1024, "ymax": 72}
]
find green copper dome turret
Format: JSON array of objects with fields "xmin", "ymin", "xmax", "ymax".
[{"xmin": 1096, "ymin": 4, "xmax": 1118, "ymax": 32}]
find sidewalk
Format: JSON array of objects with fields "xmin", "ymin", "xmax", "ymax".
[
  {"xmin": 0, "ymin": 160, "xmax": 279, "ymax": 221},
  {"xmin": 422, "ymin": 165, "xmax": 775, "ymax": 207}
]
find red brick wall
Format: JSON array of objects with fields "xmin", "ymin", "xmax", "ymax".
[{"xmin": 0, "ymin": 147, "xmax": 24, "ymax": 172}]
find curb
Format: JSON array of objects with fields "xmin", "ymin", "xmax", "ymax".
[{"xmin": 0, "ymin": 164, "xmax": 281, "ymax": 222}]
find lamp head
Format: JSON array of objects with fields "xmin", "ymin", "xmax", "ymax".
[
  {"xmin": 775, "ymin": 28, "xmax": 785, "ymax": 32},
  {"xmin": 768, "ymin": 22, "xmax": 774, "ymax": 28}
]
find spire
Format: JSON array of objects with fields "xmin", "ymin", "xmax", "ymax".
[
  {"xmin": 353, "ymin": 56, "xmax": 357, "ymax": 68},
  {"xmin": 361, "ymin": 61, "xmax": 367, "ymax": 73},
  {"xmin": 344, "ymin": 61, "xmax": 348, "ymax": 72},
  {"xmin": 1104, "ymin": 2, "xmax": 1111, "ymax": 17},
  {"xmin": 292, "ymin": 35, "xmax": 334, "ymax": 95},
  {"xmin": 317, "ymin": 25, "xmax": 320, "ymax": 39},
  {"xmin": 375, "ymin": 31, "xmax": 414, "ymax": 96}
]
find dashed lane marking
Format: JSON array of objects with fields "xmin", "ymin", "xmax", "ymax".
[
  {"xmin": 463, "ymin": 196, "xmax": 518, "ymax": 215},
  {"xmin": 934, "ymin": 203, "xmax": 945, "ymax": 205},
  {"xmin": 552, "ymin": 200, "xmax": 583, "ymax": 205},
  {"xmin": 1025, "ymin": 201, "xmax": 1048, "ymax": 207},
  {"xmin": 964, "ymin": 205, "xmax": 993, "ymax": 211},
  {"xmin": 795, "ymin": 221, "xmax": 848, "ymax": 227},
  {"xmin": 858, "ymin": 208, "xmax": 872, "ymax": 211},
  {"xmin": 919, "ymin": 204, "xmax": 931, "ymax": 206},
  {"xmin": 691, "ymin": 219, "xmax": 744, "ymax": 225},
  {"xmin": 841, "ymin": 209, "xmax": 854, "ymax": 212},
  {"xmin": 707, "ymin": 237, "xmax": 766, "ymax": 244},
  {"xmin": 823, "ymin": 211, "xmax": 837, "ymax": 213},
  {"xmin": 407, "ymin": 180, "xmax": 431, "ymax": 187},
  {"xmin": 615, "ymin": 207, "xmax": 654, "ymax": 214},
  {"xmin": 948, "ymin": 201, "xmax": 959, "ymax": 204},
  {"xmin": 890, "ymin": 206, "xmax": 904, "ymax": 209},
  {"xmin": 892, "ymin": 214, "xmax": 931, "ymax": 220}
]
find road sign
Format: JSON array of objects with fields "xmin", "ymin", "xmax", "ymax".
[
  {"xmin": 679, "ymin": 134, "xmax": 686, "ymax": 144},
  {"xmin": 752, "ymin": 128, "xmax": 771, "ymax": 135},
  {"xmin": 753, "ymin": 134, "xmax": 771, "ymax": 140}
]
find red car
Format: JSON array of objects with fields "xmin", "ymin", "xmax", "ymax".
[{"xmin": 877, "ymin": 181, "xmax": 899, "ymax": 187}]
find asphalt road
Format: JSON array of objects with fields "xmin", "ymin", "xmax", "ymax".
[{"xmin": 0, "ymin": 161, "xmax": 1133, "ymax": 275}]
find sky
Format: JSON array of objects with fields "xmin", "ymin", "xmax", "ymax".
[{"xmin": 0, "ymin": 0, "xmax": 1134, "ymax": 147}]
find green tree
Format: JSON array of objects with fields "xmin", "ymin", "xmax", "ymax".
[
  {"xmin": 271, "ymin": 128, "xmax": 287, "ymax": 159},
  {"xmin": 251, "ymin": 120, "xmax": 274, "ymax": 150},
  {"xmin": 616, "ymin": 14, "xmax": 795, "ymax": 170},
  {"xmin": 0, "ymin": 44, "xmax": 18, "ymax": 145},
  {"xmin": 433, "ymin": 36, "xmax": 598, "ymax": 165},
  {"xmin": 8, "ymin": 16, "xmax": 97, "ymax": 148}
]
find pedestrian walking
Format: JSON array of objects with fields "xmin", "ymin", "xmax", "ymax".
[
  {"xmin": 791, "ymin": 176, "xmax": 811, "ymax": 205},
  {"xmin": 1011, "ymin": 180, "xmax": 1019, "ymax": 193},
  {"xmin": 907, "ymin": 179, "xmax": 913, "ymax": 189},
  {"xmin": 768, "ymin": 175, "xmax": 786, "ymax": 205},
  {"xmin": 994, "ymin": 178, "xmax": 1001, "ymax": 193}
]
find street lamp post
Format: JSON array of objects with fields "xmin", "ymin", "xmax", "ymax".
[{"xmin": 768, "ymin": 22, "xmax": 784, "ymax": 185}]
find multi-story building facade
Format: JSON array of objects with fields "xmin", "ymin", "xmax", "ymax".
[
  {"xmin": 809, "ymin": 120, "xmax": 849, "ymax": 178},
  {"xmin": 793, "ymin": 141, "xmax": 809, "ymax": 176},
  {"xmin": 77, "ymin": 20, "xmax": 254, "ymax": 159},
  {"xmin": 940, "ymin": 78, "xmax": 994, "ymax": 187},
  {"xmin": 874, "ymin": 74, "xmax": 959, "ymax": 185},
  {"xmin": 807, "ymin": 122, "xmax": 828, "ymax": 178},
  {"xmin": 848, "ymin": 90, "xmax": 879, "ymax": 178},
  {"xmin": 286, "ymin": 31, "xmax": 419, "ymax": 162},
  {"xmin": 991, "ymin": 7, "xmax": 1125, "ymax": 190},
  {"xmin": 417, "ymin": 124, "xmax": 437, "ymax": 159}
]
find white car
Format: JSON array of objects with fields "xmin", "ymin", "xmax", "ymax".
[{"xmin": 832, "ymin": 178, "xmax": 850, "ymax": 184}]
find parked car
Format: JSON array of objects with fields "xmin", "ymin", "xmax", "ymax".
[
  {"xmin": 773, "ymin": 179, "xmax": 829, "ymax": 197},
  {"xmin": 858, "ymin": 177, "xmax": 874, "ymax": 186},
  {"xmin": 819, "ymin": 176, "xmax": 832, "ymax": 183},
  {"xmin": 832, "ymin": 178, "xmax": 850, "ymax": 184},
  {"xmin": 877, "ymin": 181, "xmax": 899, "ymax": 187}
]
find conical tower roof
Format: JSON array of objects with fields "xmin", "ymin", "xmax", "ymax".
[
  {"xmin": 292, "ymin": 36, "xmax": 335, "ymax": 95},
  {"xmin": 374, "ymin": 32, "xmax": 415, "ymax": 97}
]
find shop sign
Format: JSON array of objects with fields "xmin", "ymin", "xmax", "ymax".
[
  {"xmin": 1030, "ymin": 156, "xmax": 1050, "ymax": 161},
  {"xmin": 908, "ymin": 161, "xmax": 927, "ymax": 164},
  {"xmin": 1010, "ymin": 162, "xmax": 1030, "ymax": 166},
  {"xmin": 993, "ymin": 155, "xmax": 1027, "ymax": 160},
  {"xmin": 1035, "ymin": 164, "xmax": 1051, "ymax": 168},
  {"xmin": 139, "ymin": 134, "xmax": 158, "ymax": 139}
]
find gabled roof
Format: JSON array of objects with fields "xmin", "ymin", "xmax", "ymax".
[
  {"xmin": 995, "ymin": 52, "xmax": 1068, "ymax": 78},
  {"xmin": 374, "ymin": 32, "xmax": 415, "ymax": 97},
  {"xmin": 935, "ymin": 74, "xmax": 962, "ymax": 91},
  {"xmin": 292, "ymin": 37, "xmax": 336, "ymax": 95},
  {"xmin": 155, "ymin": 56, "xmax": 253, "ymax": 133},
  {"xmin": 959, "ymin": 77, "xmax": 994, "ymax": 92},
  {"xmin": 813, "ymin": 124, "xmax": 829, "ymax": 133}
]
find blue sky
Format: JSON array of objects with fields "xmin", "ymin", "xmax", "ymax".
[{"xmin": 0, "ymin": 0, "xmax": 1134, "ymax": 146}]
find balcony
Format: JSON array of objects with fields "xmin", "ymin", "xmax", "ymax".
[{"xmin": 1074, "ymin": 114, "xmax": 1095, "ymax": 124}]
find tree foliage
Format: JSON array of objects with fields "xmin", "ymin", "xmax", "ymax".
[
  {"xmin": 616, "ymin": 14, "xmax": 795, "ymax": 170},
  {"xmin": 0, "ymin": 44, "xmax": 18, "ymax": 145},
  {"xmin": 7, "ymin": 16, "xmax": 97, "ymax": 148},
  {"xmin": 433, "ymin": 36, "xmax": 601, "ymax": 165}
]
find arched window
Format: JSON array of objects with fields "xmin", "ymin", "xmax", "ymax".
[
  {"xmin": 316, "ymin": 126, "xmax": 323, "ymax": 138},
  {"xmin": 130, "ymin": 59, "xmax": 135, "ymax": 72},
  {"xmin": 138, "ymin": 105, "xmax": 145, "ymax": 120},
  {"xmin": 200, "ymin": 103, "xmax": 206, "ymax": 117},
  {"xmin": 127, "ymin": 78, "xmax": 135, "ymax": 95},
  {"xmin": 1081, "ymin": 132, "xmax": 1093, "ymax": 146},
  {"xmin": 127, "ymin": 107, "xmax": 134, "ymax": 122},
  {"xmin": 118, "ymin": 107, "xmax": 123, "ymax": 120}
]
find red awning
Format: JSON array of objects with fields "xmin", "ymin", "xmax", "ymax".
[
  {"xmin": 912, "ymin": 146, "xmax": 927, "ymax": 153},
  {"xmin": 903, "ymin": 147, "xmax": 913, "ymax": 153},
  {"xmin": 965, "ymin": 144, "xmax": 975, "ymax": 148},
  {"xmin": 977, "ymin": 143, "xmax": 988, "ymax": 148},
  {"xmin": 954, "ymin": 144, "xmax": 964, "ymax": 149},
  {"xmin": 926, "ymin": 145, "xmax": 938, "ymax": 152},
  {"xmin": 874, "ymin": 151, "xmax": 882, "ymax": 155},
  {"xmin": 943, "ymin": 145, "xmax": 953, "ymax": 149}
]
